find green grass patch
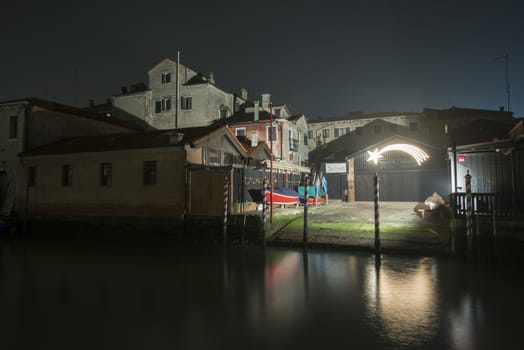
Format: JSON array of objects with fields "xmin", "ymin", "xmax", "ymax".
[{"xmin": 282, "ymin": 219, "xmax": 445, "ymax": 241}]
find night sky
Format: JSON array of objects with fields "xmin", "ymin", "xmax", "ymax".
[{"xmin": 2, "ymin": 0, "xmax": 523, "ymax": 118}]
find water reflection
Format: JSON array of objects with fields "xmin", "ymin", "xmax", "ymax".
[
  {"xmin": 1, "ymin": 239, "xmax": 524, "ymax": 349},
  {"xmin": 365, "ymin": 257, "xmax": 439, "ymax": 348}
]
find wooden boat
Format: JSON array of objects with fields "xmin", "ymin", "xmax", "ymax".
[{"xmin": 265, "ymin": 187, "xmax": 300, "ymax": 205}]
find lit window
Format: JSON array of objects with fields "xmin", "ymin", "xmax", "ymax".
[
  {"xmin": 161, "ymin": 72, "xmax": 171, "ymax": 84},
  {"xmin": 62, "ymin": 165, "xmax": 73, "ymax": 186},
  {"xmin": 143, "ymin": 161, "xmax": 157, "ymax": 185},
  {"xmin": 181, "ymin": 96, "xmax": 192, "ymax": 110},
  {"xmin": 100, "ymin": 163, "xmax": 112, "ymax": 186}
]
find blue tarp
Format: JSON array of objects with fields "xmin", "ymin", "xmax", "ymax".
[{"xmin": 297, "ymin": 185, "xmax": 326, "ymax": 198}]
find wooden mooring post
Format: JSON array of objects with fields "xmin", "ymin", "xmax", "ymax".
[
  {"xmin": 223, "ymin": 176, "xmax": 229, "ymax": 247},
  {"xmin": 262, "ymin": 178, "xmax": 268, "ymax": 247},
  {"xmin": 303, "ymin": 176, "xmax": 309, "ymax": 250},
  {"xmin": 374, "ymin": 173, "xmax": 381, "ymax": 256},
  {"xmin": 465, "ymin": 170, "xmax": 473, "ymax": 260}
]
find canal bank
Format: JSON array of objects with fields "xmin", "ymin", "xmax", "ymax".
[
  {"xmin": 267, "ymin": 200, "xmax": 452, "ymax": 257},
  {"xmin": 267, "ymin": 200, "xmax": 524, "ymax": 262}
]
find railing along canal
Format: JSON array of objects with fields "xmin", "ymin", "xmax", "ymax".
[{"xmin": 452, "ymin": 192, "xmax": 524, "ymax": 218}]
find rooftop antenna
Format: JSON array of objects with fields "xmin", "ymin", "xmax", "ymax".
[{"xmin": 494, "ymin": 53, "xmax": 510, "ymax": 112}]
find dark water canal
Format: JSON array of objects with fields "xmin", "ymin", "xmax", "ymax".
[{"xmin": 1, "ymin": 237, "xmax": 523, "ymax": 349}]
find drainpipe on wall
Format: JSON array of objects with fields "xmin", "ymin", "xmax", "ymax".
[
  {"xmin": 280, "ymin": 122, "xmax": 283, "ymax": 161},
  {"xmin": 453, "ymin": 142, "xmax": 457, "ymax": 193},
  {"xmin": 176, "ymin": 51, "xmax": 180, "ymax": 129}
]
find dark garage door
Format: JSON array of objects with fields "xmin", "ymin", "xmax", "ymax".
[{"xmin": 355, "ymin": 171, "xmax": 447, "ymax": 201}]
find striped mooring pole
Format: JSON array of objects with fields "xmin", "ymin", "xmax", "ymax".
[
  {"xmin": 374, "ymin": 173, "xmax": 381, "ymax": 254},
  {"xmin": 223, "ymin": 176, "xmax": 229, "ymax": 246},
  {"xmin": 303, "ymin": 175, "xmax": 309, "ymax": 249},
  {"xmin": 262, "ymin": 178, "xmax": 268, "ymax": 226},
  {"xmin": 465, "ymin": 170, "xmax": 473, "ymax": 257}
]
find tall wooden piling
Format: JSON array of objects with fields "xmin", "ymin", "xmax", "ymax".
[
  {"xmin": 465, "ymin": 170, "xmax": 473, "ymax": 259},
  {"xmin": 223, "ymin": 176, "xmax": 229, "ymax": 247},
  {"xmin": 303, "ymin": 176, "xmax": 309, "ymax": 250},
  {"xmin": 374, "ymin": 173, "xmax": 381, "ymax": 255}
]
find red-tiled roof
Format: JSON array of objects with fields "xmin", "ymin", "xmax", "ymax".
[
  {"xmin": 0, "ymin": 97, "xmax": 146, "ymax": 131},
  {"xmin": 19, "ymin": 124, "xmax": 228, "ymax": 157}
]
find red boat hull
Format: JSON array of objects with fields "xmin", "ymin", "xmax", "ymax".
[{"xmin": 265, "ymin": 191, "xmax": 299, "ymax": 205}]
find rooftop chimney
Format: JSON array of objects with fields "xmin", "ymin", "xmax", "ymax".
[
  {"xmin": 261, "ymin": 93, "xmax": 271, "ymax": 110},
  {"xmin": 251, "ymin": 131, "xmax": 258, "ymax": 147},
  {"xmin": 254, "ymin": 101, "xmax": 260, "ymax": 122},
  {"xmin": 240, "ymin": 88, "xmax": 248, "ymax": 100},
  {"xmin": 208, "ymin": 72, "xmax": 215, "ymax": 84}
]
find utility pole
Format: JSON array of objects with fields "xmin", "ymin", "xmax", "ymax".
[{"xmin": 494, "ymin": 53, "xmax": 510, "ymax": 112}]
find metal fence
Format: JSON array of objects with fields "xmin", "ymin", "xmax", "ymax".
[{"xmin": 452, "ymin": 192, "xmax": 524, "ymax": 217}]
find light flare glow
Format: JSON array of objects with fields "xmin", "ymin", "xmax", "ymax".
[{"xmin": 367, "ymin": 144, "xmax": 429, "ymax": 166}]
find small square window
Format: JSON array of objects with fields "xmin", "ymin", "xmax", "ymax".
[
  {"xmin": 235, "ymin": 128, "xmax": 246, "ymax": 137},
  {"xmin": 155, "ymin": 97, "xmax": 171, "ymax": 113},
  {"xmin": 161, "ymin": 72, "xmax": 171, "ymax": 84},
  {"xmin": 181, "ymin": 96, "xmax": 192, "ymax": 110}
]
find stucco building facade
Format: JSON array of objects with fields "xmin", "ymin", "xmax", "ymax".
[
  {"xmin": 0, "ymin": 98, "xmax": 139, "ymax": 216},
  {"xmin": 113, "ymin": 58, "xmax": 246, "ymax": 130}
]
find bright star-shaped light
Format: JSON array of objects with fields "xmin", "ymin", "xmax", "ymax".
[
  {"xmin": 367, "ymin": 148, "xmax": 383, "ymax": 164},
  {"xmin": 366, "ymin": 144, "xmax": 429, "ymax": 166}
]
